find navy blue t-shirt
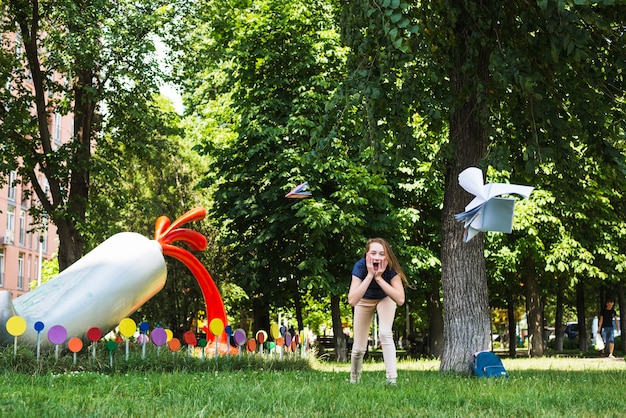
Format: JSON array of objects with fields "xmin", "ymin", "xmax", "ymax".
[{"xmin": 351, "ymin": 258, "xmax": 398, "ymax": 300}]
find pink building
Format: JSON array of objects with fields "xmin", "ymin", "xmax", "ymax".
[
  {"xmin": 0, "ymin": 32, "xmax": 70, "ymax": 299},
  {"xmin": 0, "ymin": 176, "xmax": 59, "ymax": 298}
]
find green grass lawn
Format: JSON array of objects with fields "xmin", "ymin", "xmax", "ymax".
[{"xmin": 1, "ymin": 350, "xmax": 625, "ymax": 417}]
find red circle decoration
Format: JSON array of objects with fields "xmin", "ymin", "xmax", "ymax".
[
  {"xmin": 183, "ymin": 331, "xmax": 197, "ymax": 346},
  {"xmin": 87, "ymin": 327, "xmax": 102, "ymax": 342}
]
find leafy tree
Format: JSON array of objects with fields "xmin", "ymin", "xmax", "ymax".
[
  {"xmin": 340, "ymin": 0, "xmax": 626, "ymax": 371},
  {"xmin": 0, "ymin": 0, "xmax": 170, "ymax": 270},
  {"xmin": 86, "ymin": 96, "xmax": 216, "ymax": 334}
]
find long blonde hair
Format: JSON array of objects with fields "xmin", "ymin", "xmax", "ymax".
[{"xmin": 365, "ymin": 238, "xmax": 407, "ymax": 284}]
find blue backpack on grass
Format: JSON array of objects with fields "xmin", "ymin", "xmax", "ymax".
[{"xmin": 473, "ymin": 351, "xmax": 508, "ymax": 378}]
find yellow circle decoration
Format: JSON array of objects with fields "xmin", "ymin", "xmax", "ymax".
[
  {"xmin": 6, "ymin": 316, "xmax": 27, "ymax": 337},
  {"xmin": 209, "ymin": 318, "xmax": 225, "ymax": 336},
  {"xmin": 270, "ymin": 323, "xmax": 280, "ymax": 339},
  {"xmin": 118, "ymin": 318, "xmax": 137, "ymax": 338}
]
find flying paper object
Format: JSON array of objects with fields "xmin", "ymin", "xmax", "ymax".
[
  {"xmin": 285, "ymin": 182, "xmax": 312, "ymax": 198},
  {"xmin": 455, "ymin": 167, "xmax": 534, "ymax": 242}
]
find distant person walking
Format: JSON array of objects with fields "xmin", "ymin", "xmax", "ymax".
[
  {"xmin": 597, "ymin": 298, "xmax": 619, "ymax": 358},
  {"xmin": 348, "ymin": 238, "xmax": 407, "ymax": 385}
]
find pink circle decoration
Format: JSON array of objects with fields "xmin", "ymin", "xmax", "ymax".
[
  {"xmin": 48, "ymin": 325, "xmax": 68, "ymax": 345},
  {"xmin": 151, "ymin": 327, "xmax": 167, "ymax": 346}
]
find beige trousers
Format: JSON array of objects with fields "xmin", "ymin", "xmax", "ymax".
[{"xmin": 350, "ymin": 296, "xmax": 397, "ymax": 381}]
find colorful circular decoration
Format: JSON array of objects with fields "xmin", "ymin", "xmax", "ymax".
[
  {"xmin": 48, "ymin": 325, "xmax": 68, "ymax": 345},
  {"xmin": 151, "ymin": 327, "xmax": 167, "ymax": 346},
  {"xmin": 209, "ymin": 318, "xmax": 224, "ymax": 336},
  {"xmin": 270, "ymin": 323, "xmax": 280, "ymax": 339},
  {"xmin": 198, "ymin": 338, "xmax": 207, "ymax": 348},
  {"xmin": 6, "ymin": 316, "xmax": 27, "ymax": 337},
  {"xmin": 246, "ymin": 338, "xmax": 257, "ymax": 352},
  {"xmin": 119, "ymin": 318, "xmax": 137, "ymax": 338},
  {"xmin": 183, "ymin": 331, "xmax": 197, "ymax": 346},
  {"xmin": 87, "ymin": 327, "xmax": 102, "ymax": 342},
  {"xmin": 105, "ymin": 340, "xmax": 117, "ymax": 352},
  {"xmin": 68, "ymin": 337, "xmax": 83, "ymax": 353},
  {"xmin": 256, "ymin": 330, "xmax": 267, "ymax": 344},
  {"xmin": 233, "ymin": 329, "xmax": 247, "ymax": 346},
  {"xmin": 165, "ymin": 329, "xmax": 173, "ymax": 341},
  {"xmin": 139, "ymin": 321, "xmax": 150, "ymax": 333},
  {"xmin": 137, "ymin": 334, "xmax": 149, "ymax": 345},
  {"xmin": 285, "ymin": 333, "xmax": 292, "ymax": 347},
  {"xmin": 168, "ymin": 338, "xmax": 181, "ymax": 352},
  {"xmin": 34, "ymin": 321, "xmax": 45, "ymax": 332}
]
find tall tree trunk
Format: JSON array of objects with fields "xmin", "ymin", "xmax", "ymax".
[
  {"xmin": 525, "ymin": 257, "xmax": 544, "ymax": 357},
  {"xmin": 331, "ymin": 294, "xmax": 347, "ymax": 362},
  {"xmin": 618, "ymin": 283, "xmax": 626, "ymax": 354},
  {"xmin": 555, "ymin": 275, "xmax": 565, "ymax": 351},
  {"xmin": 507, "ymin": 295, "xmax": 517, "ymax": 358},
  {"xmin": 439, "ymin": 1, "xmax": 491, "ymax": 373},
  {"xmin": 252, "ymin": 295, "xmax": 270, "ymax": 336},
  {"xmin": 427, "ymin": 288, "xmax": 444, "ymax": 358},
  {"xmin": 294, "ymin": 284, "xmax": 304, "ymax": 332},
  {"xmin": 576, "ymin": 280, "xmax": 588, "ymax": 352}
]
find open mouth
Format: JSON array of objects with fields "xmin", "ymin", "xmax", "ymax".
[{"xmin": 373, "ymin": 262, "xmax": 380, "ymax": 270}]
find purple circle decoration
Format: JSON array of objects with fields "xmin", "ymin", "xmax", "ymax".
[
  {"xmin": 151, "ymin": 327, "xmax": 167, "ymax": 346},
  {"xmin": 48, "ymin": 325, "xmax": 68, "ymax": 345},
  {"xmin": 233, "ymin": 328, "xmax": 247, "ymax": 346}
]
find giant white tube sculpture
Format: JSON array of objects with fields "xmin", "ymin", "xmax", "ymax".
[{"xmin": 0, "ymin": 208, "xmax": 228, "ymax": 350}]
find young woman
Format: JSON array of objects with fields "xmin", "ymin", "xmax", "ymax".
[{"xmin": 348, "ymin": 238, "xmax": 407, "ymax": 384}]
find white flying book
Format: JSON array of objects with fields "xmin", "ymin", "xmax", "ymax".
[
  {"xmin": 455, "ymin": 167, "xmax": 534, "ymax": 242},
  {"xmin": 285, "ymin": 182, "xmax": 312, "ymax": 199}
]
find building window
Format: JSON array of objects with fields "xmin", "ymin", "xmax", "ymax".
[
  {"xmin": 0, "ymin": 250, "xmax": 4, "ymax": 287},
  {"xmin": 19, "ymin": 210, "xmax": 26, "ymax": 246},
  {"xmin": 6, "ymin": 206, "xmax": 15, "ymax": 244},
  {"xmin": 27, "ymin": 254, "xmax": 31, "ymax": 288},
  {"xmin": 17, "ymin": 253, "xmax": 24, "ymax": 290},
  {"xmin": 8, "ymin": 171, "xmax": 17, "ymax": 201},
  {"xmin": 53, "ymin": 112, "xmax": 62, "ymax": 149}
]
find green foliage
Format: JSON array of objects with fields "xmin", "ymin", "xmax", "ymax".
[
  {"xmin": 28, "ymin": 255, "xmax": 59, "ymax": 290},
  {"xmin": 0, "ymin": 0, "xmax": 174, "ymax": 269},
  {"xmin": 0, "ymin": 345, "xmax": 311, "ymax": 375},
  {"xmin": 2, "ymin": 356, "xmax": 626, "ymax": 416}
]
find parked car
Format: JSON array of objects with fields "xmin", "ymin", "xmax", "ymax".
[{"xmin": 563, "ymin": 322, "xmax": 578, "ymax": 339}]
